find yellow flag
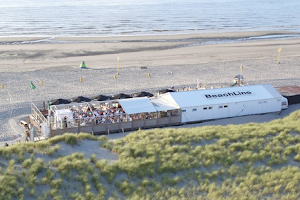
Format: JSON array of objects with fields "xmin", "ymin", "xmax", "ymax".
[
  {"xmin": 241, "ymin": 64, "xmax": 244, "ymax": 72},
  {"xmin": 278, "ymin": 47, "xmax": 281, "ymax": 52}
]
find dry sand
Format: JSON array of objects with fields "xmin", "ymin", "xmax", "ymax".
[{"xmin": 0, "ymin": 31, "xmax": 300, "ymax": 142}]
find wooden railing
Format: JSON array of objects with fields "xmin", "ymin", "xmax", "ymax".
[
  {"xmin": 31, "ymin": 103, "xmax": 47, "ymax": 126},
  {"xmin": 49, "ymin": 114, "xmax": 182, "ymax": 137}
]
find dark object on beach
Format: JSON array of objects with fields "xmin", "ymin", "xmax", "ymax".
[
  {"xmin": 50, "ymin": 98, "xmax": 71, "ymax": 105},
  {"xmin": 91, "ymin": 94, "xmax": 111, "ymax": 101},
  {"xmin": 111, "ymin": 93, "xmax": 132, "ymax": 100},
  {"xmin": 158, "ymin": 88, "xmax": 176, "ymax": 94},
  {"xmin": 133, "ymin": 91, "xmax": 154, "ymax": 97},
  {"xmin": 5, "ymin": 143, "xmax": 9, "ymax": 147},
  {"xmin": 70, "ymin": 96, "xmax": 91, "ymax": 103}
]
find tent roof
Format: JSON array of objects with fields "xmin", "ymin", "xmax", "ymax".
[
  {"xmin": 118, "ymin": 97, "xmax": 157, "ymax": 114},
  {"xmin": 150, "ymin": 97, "xmax": 180, "ymax": 111},
  {"xmin": 111, "ymin": 93, "xmax": 131, "ymax": 100},
  {"xmin": 158, "ymin": 88, "xmax": 175, "ymax": 94},
  {"xmin": 133, "ymin": 91, "xmax": 154, "ymax": 97},
  {"xmin": 70, "ymin": 96, "xmax": 91, "ymax": 103},
  {"xmin": 50, "ymin": 98, "xmax": 71, "ymax": 105},
  {"xmin": 160, "ymin": 84, "xmax": 283, "ymax": 108},
  {"xmin": 91, "ymin": 94, "xmax": 111, "ymax": 101}
]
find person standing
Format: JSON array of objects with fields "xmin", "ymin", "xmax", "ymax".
[
  {"xmin": 24, "ymin": 124, "xmax": 30, "ymax": 142},
  {"xmin": 63, "ymin": 116, "xmax": 68, "ymax": 128}
]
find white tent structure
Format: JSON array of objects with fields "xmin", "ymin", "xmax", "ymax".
[
  {"xmin": 54, "ymin": 109, "xmax": 73, "ymax": 122},
  {"xmin": 118, "ymin": 97, "xmax": 157, "ymax": 114},
  {"xmin": 54, "ymin": 109, "xmax": 74, "ymax": 128},
  {"xmin": 158, "ymin": 84, "xmax": 288, "ymax": 123}
]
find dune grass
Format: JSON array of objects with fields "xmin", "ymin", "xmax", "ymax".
[{"xmin": 1, "ymin": 110, "xmax": 300, "ymax": 199}]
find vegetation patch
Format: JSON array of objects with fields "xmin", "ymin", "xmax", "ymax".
[{"xmin": 1, "ymin": 110, "xmax": 300, "ymax": 199}]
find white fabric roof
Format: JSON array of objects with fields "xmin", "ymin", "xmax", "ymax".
[
  {"xmin": 54, "ymin": 109, "xmax": 73, "ymax": 122},
  {"xmin": 150, "ymin": 97, "xmax": 180, "ymax": 111},
  {"xmin": 160, "ymin": 84, "xmax": 283, "ymax": 108},
  {"xmin": 118, "ymin": 97, "xmax": 157, "ymax": 114}
]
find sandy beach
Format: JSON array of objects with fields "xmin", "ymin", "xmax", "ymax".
[{"xmin": 1, "ymin": 31, "xmax": 300, "ymax": 142}]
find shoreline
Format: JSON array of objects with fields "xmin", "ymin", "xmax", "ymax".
[{"xmin": 0, "ymin": 30, "xmax": 299, "ymax": 44}]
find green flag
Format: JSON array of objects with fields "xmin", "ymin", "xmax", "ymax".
[{"xmin": 30, "ymin": 81, "xmax": 36, "ymax": 90}]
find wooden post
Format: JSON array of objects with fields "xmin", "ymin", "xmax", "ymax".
[
  {"xmin": 77, "ymin": 121, "xmax": 80, "ymax": 134},
  {"xmin": 91, "ymin": 119, "xmax": 94, "ymax": 135},
  {"xmin": 105, "ymin": 115, "xmax": 108, "ymax": 133},
  {"xmin": 131, "ymin": 115, "xmax": 133, "ymax": 131},
  {"xmin": 107, "ymin": 129, "xmax": 110, "ymax": 139},
  {"xmin": 156, "ymin": 111, "xmax": 159, "ymax": 128},
  {"xmin": 122, "ymin": 128, "xmax": 125, "ymax": 138},
  {"xmin": 118, "ymin": 115, "xmax": 121, "ymax": 133}
]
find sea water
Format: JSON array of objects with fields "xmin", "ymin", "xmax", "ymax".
[{"xmin": 0, "ymin": 0, "xmax": 299, "ymax": 37}]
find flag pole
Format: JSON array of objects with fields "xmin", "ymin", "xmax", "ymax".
[
  {"xmin": 29, "ymin": 81, "xmax": 36, "ymax": 111},
  {"xmin": 278, "ymin": 47, "xmax": 281, "ymax": 64},
  {"xmin": 240, "ymin": 63, "xmax": 244, "ymax": 86}
]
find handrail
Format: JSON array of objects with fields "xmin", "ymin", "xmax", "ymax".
[{"xmin": 31, "ymin": 103, "xmax": 47, "ymax": 124}]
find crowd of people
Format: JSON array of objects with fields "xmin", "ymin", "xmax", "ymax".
[{"xmin": 54, "ymin": 101, "xmax": 163, "ymax": 129}]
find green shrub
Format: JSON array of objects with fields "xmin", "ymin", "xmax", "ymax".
[
  {"xmin": 98, "ymin": 135, "xmax": 108, "ymax": 142},
  {"xmin": 90, "ymin": 154, "xmax": 96, "ymax": 163},
  {"xmin": 78, "ymin": 132, "xmax": 97, "ymax": 140},
  {"xmin": 65, "ymin": 134, "xmax": 78, "ymax": 146},
  {"xmin": 50, "ymin": 179, "xmax": 63, "ymax": 189},
  {"xmin": 100, "ymin": 141, "xmax": 113, "ymax": 150},
  {"xmin": 5, "ymin": 159, "xmax": 15, "ymax": 175},
  {"xmin": 22, "ymin": 159, "xmax": 32, "ymax": 168},
  {"xmin": 48, "ymin": 135, "xmax": 65, "ymax": 144},
  {"xmin": 29, "ymin": 158, "xmax": 44, "ymax": 175},
  {"xmin": 47, "ymin": 144, "xmax": 60, "ymax": 156}
]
